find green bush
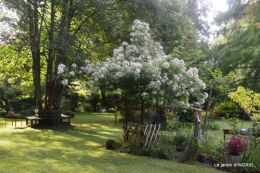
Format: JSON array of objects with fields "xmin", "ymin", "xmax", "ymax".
[
  {"xmin": 179, "ymin": 122, "xmax": 193, "ymax": 129},
  {"xmin": 105, "ymin": 139, "xmax": 121, "ymax": 150},
  {"xmin": 61, "ymin": 99, "xmax": 71, "ymax": 111},
  {"xmin": 172, "ymin": 127, "xmax": 191, "ymax": 151},
  {"xmin": 215, "ymin": 101, "xmax": 240, "ymax": 113},
  {"xmin": 148, "ymin": 142, "xmax": 176, "ymax": 160},
  {"xmin": 178, "ymin": 109, "xmax": 193, "ymax": 122},
  {"xmin": 241, "ymin": 137, "xmax": 260, "ymax": 173},
  {"xmin": 210, "ymin": 140, "xmax": 225, "ymax": 163},
  {"xmin": 130, "ymin": 137, "xmax": 176, "ymax": 160},
  {"xmin": 201, "ymin": 121, "xmax": 220, "ymax": 131},
  {"xmin": 208, "ymin": 121, "xmax": 220, "ymax": 130},
  {"xmin": 17, "ymin": 107, "xmax": 35, "ymax": 117},
  {"xmin": 193, "ymin": 135, "xmax": 224, "ymax": 163},
  {"xmin": 213, "ymin": 101, "xmax": 248, "ymax": 119},
  {"xmin": 166, "ymin": 120, "xmax": 180, "ymax": 131}
]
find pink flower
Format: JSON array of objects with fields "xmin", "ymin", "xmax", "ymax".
[{"xmin": 224, "ymin": 135, "xmax": 249, "ymax": 155}]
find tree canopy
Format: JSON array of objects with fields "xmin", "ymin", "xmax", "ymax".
[
  {"xmin": 82, "ymin": 20, "xmax": 208, "ymax": 107},
  {"xmin": 0, "ymin": 0, "xmax": 211, "ymax": 110}
]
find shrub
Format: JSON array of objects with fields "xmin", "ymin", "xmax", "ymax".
[
  {"xmin": 61, "ymin": 99, "xmax": 71, "ymax": 111},
  {"xmin": 166, "ymin": 120, "xmax": 180, "ymax": 131},
  {"xmin": 178, "ymin": 109, "xmax": 193, "ymax": 122},
  {"xmin": 215, "ymin": 101, "xmax": 241, "ymax": 113},
  {"xmin": 105, "ymin": 139, "xmax": 121, "ymax": 150},
  {"xmin": 179, "ymin": 122, "xmax": 193, "ymax": 129},
  {"xmin": 211, "ymin": 109, "xmax": 221, "ymax": 117},
  {"xmin": 130, "ymin": 137, "xmax": 176, "ymax": 160},
  {"xmin": 172, "ymin": 127, "xmax": 191, "ymax": 151},
  {"xmin": 241, "ymin": 137, "xmax": 260, "ymax": 173},
  {"xmin": 148, "ymin": 141, "xmax": 176, "ymax": 160},
  {"xmin": 213, "ymin": 101, "xmax": 248, "ymax": 119},
  {"xmin": 209, "ymin": 121, "xmax": 220, "ymax": 130},
  {"xmin": 201, "ymin": 121, "xmax": 220, "ymax": 131},
  {"xmin": 17, "ymin": 107, "xmax": 35, "ymax": 117},
  {"xmin": 210, "ymin": 140, "xmax": 225, "ymax": 163}
]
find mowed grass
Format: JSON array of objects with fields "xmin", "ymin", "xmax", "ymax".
[
  {"xmin": 204, "ymin": 116, "xmax": 253, "ymax": 141},
  {"xmin": 0, "ymin": 113, "xmax": 226, "ymax": 173}
]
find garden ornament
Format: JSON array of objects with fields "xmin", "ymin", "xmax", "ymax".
[{"xmin": 192, "ymin": 102, "xmax": 201, "ymax": 111}]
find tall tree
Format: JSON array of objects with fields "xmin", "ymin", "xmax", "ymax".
[
  {"xmin": 0, "ymin": 0, "xmax": 123, "ymax": 110},
  {"xmin": 213, "ymin": 0, "xmax": 260, "ymax": 91},
  {"xmin": 117, "ymin": 0, "xmax": 210, "ymax": 66}
]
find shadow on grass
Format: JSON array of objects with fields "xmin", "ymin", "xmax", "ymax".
[{"xmin": 0, "ymin": 113, "xmax": 226, "ymax": 173}]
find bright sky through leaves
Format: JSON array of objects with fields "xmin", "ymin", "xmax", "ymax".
[{"xmin": 207, "ymin": 0, "xmax": 228, "ymax": 39}]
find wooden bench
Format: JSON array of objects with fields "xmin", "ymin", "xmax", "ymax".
[
  {"xmin": 26, "ymin": 116, "xmax": 42, "ymax": 127},
  {"xmin": 26, "ymin": 114, "xmax": 70, "ymax": 127},
  {"xmin": 60, "ymin": 114, "xmax": 71, "ymax": 124}
]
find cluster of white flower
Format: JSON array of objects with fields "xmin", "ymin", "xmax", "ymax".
[
  {"xmin": 162, "ymin": 62, "xmax": 170, "ymax": 69},
  {"xmin": 57, "ymin": 63, "xmax": 78, "ymax": 86},
  {"xmin": 61, "ymin": 79, "xmax": 68, "ymax": 85},
  {"xmin": 71, "ymin": 63, "xmax": 77, "ymax": 68},
  {"xmin": 57, "ymin": 64, "xmax": 66, "ymax": 74},
  {"xmin": 83, "ymin": 19, "xmax": 207, "ymax": 104}
]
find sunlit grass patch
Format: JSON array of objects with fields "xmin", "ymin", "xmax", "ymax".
[{"xmin": 0, "ymin": 113, "xmax": 225, "ymax": 173}]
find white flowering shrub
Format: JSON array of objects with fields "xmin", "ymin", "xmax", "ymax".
[
  {"xmin": 57, "ymin": 63, "xmax": 79, "ymax": 86},
  {"xmin": 82, "ymin": 20, "xmax": 207, "ymax": 105}
]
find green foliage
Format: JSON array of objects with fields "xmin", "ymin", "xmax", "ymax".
[
  {"xmin": 172, "ymin": 127, "xmax": 192, "ymax": 151},
  {"xmin": 211, "ymin": 69, "xmax": 223, "ymax": 78},
  {"xmin": 213, "ymin": 101, "xmax": 247, "ymax": 119},
  {"xmin": 216, "ymin": 2, "xmax": 260, "ymax": 93},
  {"xmin": 129, "ymin": 136, "xmax": 176, "ymax": 160},
  {"xmin": 86, "ymin": 92, "xmax": 100, "ymax": 112},
  {"xmin": 105, "ymin": 139, "xmax": 121, "ymax": 150},
  {"xmin": 147, "ymin": 141, "xmax": 176, "ymax": 160},
  {"xmin": 210, "ymin": 140, "xmax": 225, "ymax": 163},
  {"xmin": 197, "ymin": 136, "xmax": 214, "ymax": 155},
  {"xmin": 122, "ymin": 0, "xmax": 209, "ymax": 63},
  {"xmin": 1, "ymin": 0, "xmax": 210, "ymax": 112},
  {"xmin": 17, "ymin": 107, "xmax": 35, "ymax": 117},
  {"xmin": 178, "ymin": 109, "xmax": 193, "ymax": 122},
  {"xmin": 208, "ymin": 121, "xmax": 220, "ymax": 130},
  {"xmin": 222, "ymin": 117, "xmax": 240, "ymax": 134},
  {"xmin": 201, "ymin": 121, "xmax": 220, "ymax": 131},
  {"xmin": 214, "ymin": 101, "xmax": 241, "ymax": 113},
  {"xmin": 195, "ymin": 135, "xmax": 224, "ymax": 163},
  {"xmin": 1, "ymin": 0, "xmax": 125, "ymax": 109},
  {"xmin": 229, "ymin": 86, "xmax": 260, "ymax": 122},
  {"xmin": 166, "ymin": 120, "xmax": 180, "ymax": 131},
  {"xmin": 0, "ymin": 45, "xmax": 33, "ymax": 88},
  {"xmin": 241, "ymin": 137, "xmax": 260, "ymax": 173},
  {"xmin": 61, "ymin": 99, "xmax": 71, "ymax": 112}
]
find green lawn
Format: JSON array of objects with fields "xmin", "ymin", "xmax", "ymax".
[
  {"xmin": 0, "ymin": 113, "xmax": 226, "ymax": 173},
  {"xmin": 203, "ymin": 116, "xmax": 253, "ymax": 141}
]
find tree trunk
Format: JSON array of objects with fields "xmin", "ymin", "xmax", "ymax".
[
  {"xmin": 45, "ymin": 0, "xmax": 56, "ymax": 110},
  {"xmin": 28, "ymin": 1, "xmax": 42, "ymax": 109},
  {"xmin": 101, "ymin": 91, "xmax": 106, "ymax": 107}
]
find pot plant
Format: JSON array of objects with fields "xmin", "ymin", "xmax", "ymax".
[
  {"xmin": 222, "ymin": 116, "xmax": 240, "ymax": 134},
  {"xmin": 223, "ymin": 135, "xmax": 249, "ymax": 164}
]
